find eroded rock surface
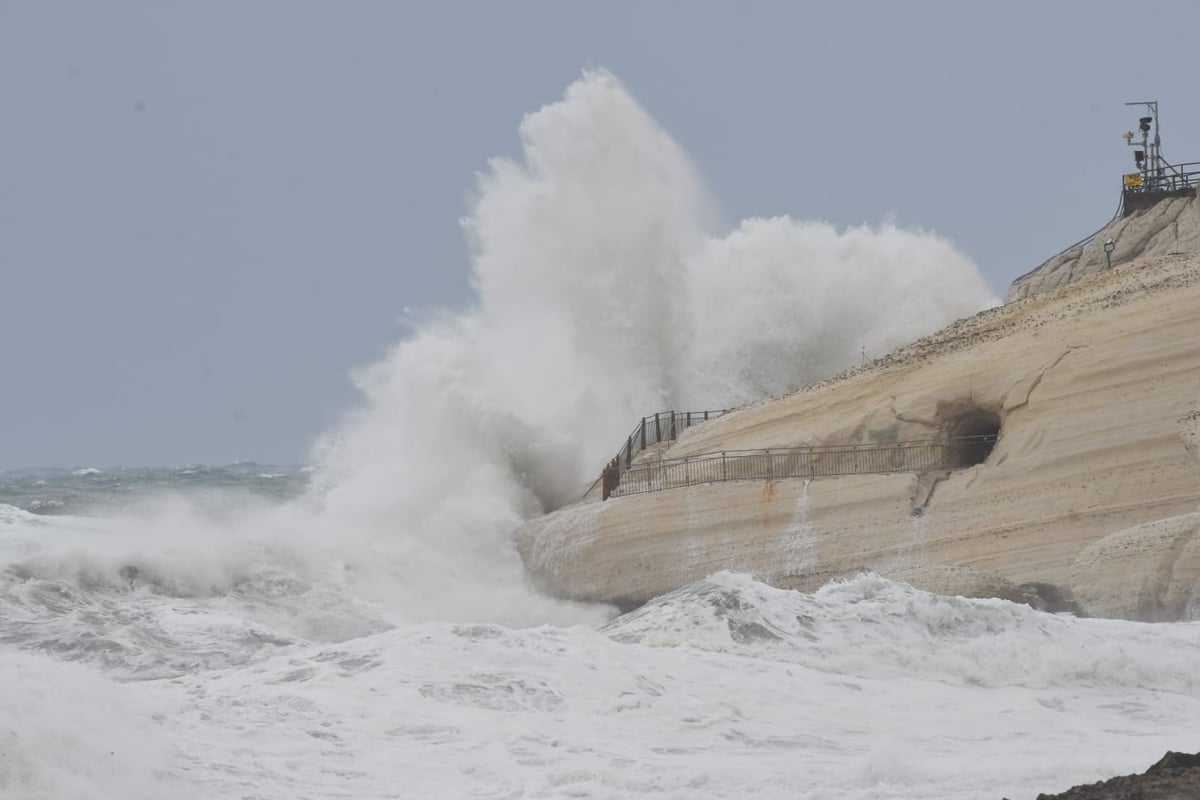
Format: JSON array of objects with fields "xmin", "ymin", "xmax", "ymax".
[
  {"xmin": 1007, "ymin": 194, "xmax": 1200, "ymax": 301},
  {"xmin": 1069, "ymin": 513, "xmax": 1200, "ymax": 621}
]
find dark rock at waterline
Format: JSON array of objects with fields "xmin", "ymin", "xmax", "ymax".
[
  {"xmin": 1017, "ymin": 581, "xmax": 1080, "ymax": 615},
  {"xmin": 1015, "ymin": 751, "xmax": 1200, "ymax": 800}
]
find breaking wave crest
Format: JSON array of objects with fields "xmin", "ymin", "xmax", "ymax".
[
  {"xmin": 299, "ymin": 70, "xmax": 993, "ymax": 622},
  {"xmin": 0, "ymin": 70, "xmax": 994, "ymax": 635},
  {"xmin": 604, "ymin": 572, "xmax": 1200, "ymax": 694}
]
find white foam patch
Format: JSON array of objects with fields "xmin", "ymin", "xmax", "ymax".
[
  {"xmin": 143, "ymin": 575, "xmax": 1200, "ymax": 799},
  {"xmin": 604, "ymin": 572, "xmax": 1200, "ymax": 693},
  {"xmin": 0, "ymin": 650, "xmax": 185, "ymax": 800},
  {"xmin": 0, "ymin": 504, "xmax": 40, "ymax": 533}
]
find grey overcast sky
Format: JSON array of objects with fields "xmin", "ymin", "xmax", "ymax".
[{"xmin": 2, "ymin": 1, "xmax": 1198, "ymax": 470}]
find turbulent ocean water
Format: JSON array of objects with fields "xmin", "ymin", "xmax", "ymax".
[{"xmin": 4, "ymin": 71, "xmax": 1198, "ymax": 799}]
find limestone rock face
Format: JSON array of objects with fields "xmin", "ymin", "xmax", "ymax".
[
  {"xmin": 1068, "ymin": 513, "xmax": 1200, "ymax": 620},
  {"xmin": 517, "ymin": 254, "xmax": 1200, "ymax": 617},
  {"xmin": 1067, "ymin": 411, "xmax": 1200, "ymax": 621},
  {"xmin": 1006, "ymin": 194, "xmax": 1200, "ymax": 302}
]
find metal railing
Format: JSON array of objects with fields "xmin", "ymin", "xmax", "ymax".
[
  {"xmin": 1122, "ymin": 160, "xmax": 1200, "ymax": 217},
  {"xmin": 603, "ymin": 435, "xmax": 997, "ymax": 499},
  {"xmin": 1124, "ymin": 160, "xmax": 1200, "ymax": 195},
  {"xmin": 591, "ymin": 409, "xmax": 730, "ymax": 500},
  {"xmin": 609, "ymin": 409, "xmax": 729, "ymax": 470}
]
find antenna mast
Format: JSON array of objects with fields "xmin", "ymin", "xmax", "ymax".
[
  {"xmin": 1123, "ymin": 100, "xmax": 1162, "ymax": 185},
  {"xmin": 1119, "ymin": 101, "xmax": 1198, "ymax": 216}
]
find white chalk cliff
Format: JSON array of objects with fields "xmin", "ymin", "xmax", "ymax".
[{"xmin": 519, "ymin": 200, "xmax": 1200, "ymax": 620}]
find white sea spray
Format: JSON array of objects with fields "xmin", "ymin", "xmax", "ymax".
[{"xmin": 305, "ymin": 69, "xmax": 994, "ymax": 625}]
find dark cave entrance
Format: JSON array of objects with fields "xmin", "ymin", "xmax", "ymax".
[{"xmin": 942, "ymin": 407, "xmax": 1002, "ymax": 467}]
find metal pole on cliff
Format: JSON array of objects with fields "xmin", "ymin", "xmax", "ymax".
[{"xmin": 1104, "ymin": 237, "xmax": 1115, "ymax": 269}]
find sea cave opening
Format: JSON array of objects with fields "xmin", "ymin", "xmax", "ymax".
[{"xmin": 942, "ymin": 407, "xmax": 1002, "ymax": 467}]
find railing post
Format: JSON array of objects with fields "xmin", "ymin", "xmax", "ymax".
[
  {"xmin": 669, "ymin": 411, "xmax": 676, "ymax": 441},
  {"xmin": 655, "ymin": 412, "xmax": 662, "ymax": 444},
  {"xmin": 625, "ymin": 436, "xmax": 633, "ymax": 469},
  {"xmin": 602, "ymin": 462, "xmax": 621, "ymax": 500},
  {"xmin": 722, "ymin": 452, "xmax": 726, "ymax": 481},
  {"xmin": 639, "ymin": 417, "xmax": 646, "ymax": 451}
]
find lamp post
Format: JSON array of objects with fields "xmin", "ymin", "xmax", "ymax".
[{"xmin": 1103, "ymin": 238, "xmax": 1116, "ymax": 269}]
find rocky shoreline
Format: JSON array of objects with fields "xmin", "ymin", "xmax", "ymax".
[{"xmin": 1014, "ymin": 751, "xmax": 1200, "ymax": 800}]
